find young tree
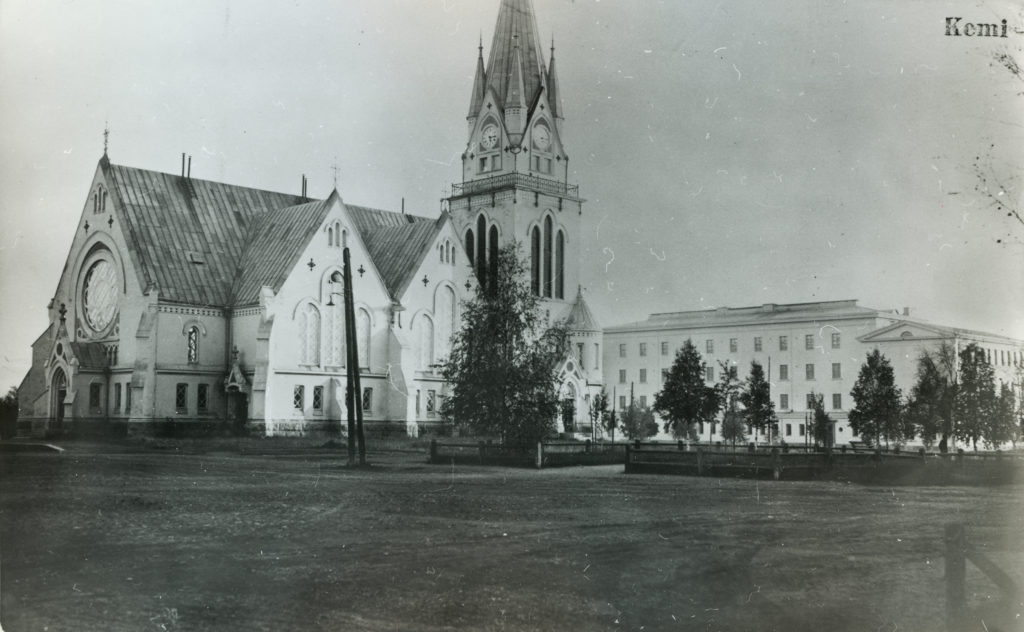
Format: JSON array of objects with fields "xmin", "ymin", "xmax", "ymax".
[
  {"xmin": 985, "ymin": 382, "xmax": 1018, "ymax": 449},
  {"xmin": 589, "ymin": 389, "xmax": 609, "ymax": 440},
  {"xmin": 620, "ymin": 403, "xmax": 658, "ymax": 440},
  {"xmin": 738, "ymin": 360, "xmax": 777, "ymax": 443},
  {"xmin": 954, "ymin": 343, "xmax": 998, "ymax": 450},
  {"xmin": 654, "ymin": 340, "xmax": 719, "ymax": 440},
  {"xmin": 808, "ymin": 392, "xmax": 834, "ymax": 449},
  {"xmin": 715, "ymin": 361, "xmax": 745, "ymax": 448},
  {"xmin": 905, "ymin": 347, "xmax": 957, "ymax": 449},
  {"xmin": 441, "ymin": 244, "xmax": 569, "ymax": 448},
  {"xmin": 848, "ymin": 349, "xmax": 904, "ymax": 448},
  {"xmin": 603, "ymin": 403, "xmax": 619, "ymax": 443}
]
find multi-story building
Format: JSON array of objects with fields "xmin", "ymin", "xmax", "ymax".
[{"xmin": 604, "ymin": 300, "xmax": 1024, "ymax": 447}]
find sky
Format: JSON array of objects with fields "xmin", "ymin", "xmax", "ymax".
[{"xmin": 1, "ymin": 0, "xmax": 1022, "ymax": 391}]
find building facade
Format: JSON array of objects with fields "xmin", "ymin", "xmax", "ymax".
[
  {"xmin": 18, "ymin": 0, "xmax": 602, "ymax": 438},
  {"xmin": 604, "ymin": 300, "xmax": 1024, "ymax": 447}
]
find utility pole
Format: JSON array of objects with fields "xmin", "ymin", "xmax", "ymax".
[{"xmin": 342, "ymin": 248, "xmax": 366, "ymax": 465}]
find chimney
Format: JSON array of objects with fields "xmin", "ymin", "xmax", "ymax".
[
  {"xmin": 903, "ymin": 307, "xmax": 910, "ymax": 316},
  {"xmin": 181, "ymin": 153, "xmax": 186, "ymax": 177},
  {"xmin": 187, "ymin": 155, "xmax": 192, "ymax": 179},
  {"xmin": 401, "ymin": 197, "xmax": 405, "ymax": 214}
]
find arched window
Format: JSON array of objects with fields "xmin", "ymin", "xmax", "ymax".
[
  {"xmin": 437, "ymin": 286, "xmax": 456, "ymax": 359},
  {"xmin": 531, "ymin": 226, "xmax": 541, "ymax": 296},
  {"xmin": 488, "ymin": 225, "xmax": 499, "ymax": 288},
  {"xmin": 328, "ymin": 226, "xmax": 334, "ymax": 247},
  {"xmin": 356, "ymin": 308, "xmax": 371, "ymax": 369},
  {"xmin": 555, "ymin": 230, "xmax": 565, "ymax": 300},
  {"xmin": 465, "ymin": 229, "xmax": 475, "ymax": 268},
  {"xmin": 543, "ymin": 216, "xmax": 553, "ymax": 298},
  {"xmin": 298, "ymin": 304, "xmax": 321, "ymax": 365},
  {"xmin": 187, "ymin": 326, "xmax": 199, "ymax": 364},
  {"xmin": 476, "ymin": 215, "xmax": 488, "ymax": 289},
  {"xmin": 417, "ymin": 315, "xmax": 435, "ymax": 370},
  {"xmin": 326, "ymin": 273, "xmax": 346, "ymax": 366}
]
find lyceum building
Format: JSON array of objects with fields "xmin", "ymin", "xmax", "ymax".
[{"xmin": 604, "ymin": 300, "xmax": 1024, "ymax": 446}]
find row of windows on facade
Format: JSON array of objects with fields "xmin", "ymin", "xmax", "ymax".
[
  {"xmin": 574, "ymin": 342, "xmax": 600, "ymax": 371},
  {"xmin": 619, "ymin": 362, "xmax": 843, "ymax": 386},
  {"xmin": 464, "ymin": 215, "xmax": 567, "ymax": 300},
  {"xmin": 620, "ymin": 334, "xmax": 843, "ymax": 359},
  {"xmin": 615, "ymin": 392, "xmax": 845, "ymax": 413},
  {"xmin": 292, "ymin": 385, "xmax": 374, "ymax": 413},
  {"xmin": 981, "ymin": 347, "xmax": 1024, "ymax": 368},
  {"xmin": 88, "ymin": 381, "xmax": 139, "ymax": 414}
]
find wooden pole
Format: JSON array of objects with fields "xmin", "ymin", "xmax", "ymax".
[
  {"xmin": 342, "ymin": 252, "xmax": 357, "ymax": 466},
  {"xmin": 342, "ymin": 248, "xmax": 367, "ymax": 465}
]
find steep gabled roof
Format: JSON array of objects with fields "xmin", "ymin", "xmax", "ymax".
[
  {"xmin": 105, "ymin": 161, "xmax": 307, "ymax": 306},
  {"xmin": 566, "ymin": 291, "xmax": 601, "ymax": 332},
  {"xmin": 231, "ymin": 198, "xmax": 333, "ymax": 306},
  {"xmin": 348, "ymin": 205, "xmax": 444, "ymax": 298}
]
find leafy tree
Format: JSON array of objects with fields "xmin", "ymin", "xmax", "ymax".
[
  {"xmin": 807, "ymin": 392, "xmax": 834, "ymax": 449},
  {"xmin": 715, "ymin": 361, "xmax": 745, "ymax": 448},
  {"xmin": 620, "ymin": 403, "xmax": 658, "ymax": 440},
  {"xmin": 589, "ymin": 388, "xmax": 609, "ymax": 440},
  {"xmin": 603, "ymin": 403, "xmax": 619, "ymax": 443},
  {"xmin": 905, "ymin": 345, "xmax": 958, "ymax": 450},
  {"xmin": 849, "ymin": 349, "xmax": 904, "ymax": 448},
  {"xmin": 654, "ymin": 340, "xmax": 719, "ymax": 440},
  {"xmin": 0, "ymin": 386, "xmax": 17, "ymax": 440},
  {"xmin": 985, "ymin": 382, "xmax": 1019, "ymax": 449},
  {"xmin": 738, "ymin": 360, "xmax": 777, "ymax": 442},
  {"xmin": 954, "ymin": 343, "xmax": 998, "ymax": 451},
  {"xmin": 441, "ymin": 244, "xmax": 569, "ymax": 448}
]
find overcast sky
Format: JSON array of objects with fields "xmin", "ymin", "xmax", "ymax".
[{"xmin": 1, "ymin": 0, "xmax": 1022, "ymax": 391}]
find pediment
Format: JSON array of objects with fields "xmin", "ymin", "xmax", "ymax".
[{"xmin": 859, "ymin": 320, "xmax": 951, "ymax": 343}]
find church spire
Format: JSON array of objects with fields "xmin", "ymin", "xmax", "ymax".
[
  {"xmin": 547, "ymin": 37, "xmax": 562, "ymax": 121},
  {"xmin": 483, "ymin": 0, "xmax": 546, "ymax": 110},
  {"xmin": 504, "ymin": 35, "xmax": 527, "ymax": 144},
  {"xmin": 467, "ymin": 34, "xmax": 486, "ymax": 119}
]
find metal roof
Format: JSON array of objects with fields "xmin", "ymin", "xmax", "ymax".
[
  {"xmin": 566, "ymin": 292, "xmax": 601, "ymax": 331},
  {"xmin": 484, "ymin": 0, "xmax": 547, "ymax": 109},
  {"xmin": 606, "ymin": 300, "xmax": 886, "ymax": 333}
]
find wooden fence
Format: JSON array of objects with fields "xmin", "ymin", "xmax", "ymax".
[
  {"xmin": 945, "ymin": 523, "xmax": 1021, "ymax": 630},
  {"xmin": 428, "ymin": 439, "xmax": 627, "ymax": 469}
]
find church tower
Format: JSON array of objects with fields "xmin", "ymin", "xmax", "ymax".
[
  {"xmin": 446, "ymin": 0, "xmax": 602, "ymax": 433},
  {"xmin": 447, "ymin": 0, "xmax": 580, "ymax": 323}
]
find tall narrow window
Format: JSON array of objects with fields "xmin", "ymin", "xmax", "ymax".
[
  {"xmin": 175, "ymin": 383, "xmax": 188, "ymax": 413},
  {"xmin": 362, "ymin": 387, "xmax": 373, "ymax": 412},
  {"xmin": 125, "ymin": 384, "xmax": 132, "ymax": 415},
  {"xmin": 543, "ymin": 216, "xmax": 553, "ymax": 297},
  {"xmin": 313, "ymin": 386, "xmax": 324, "ymax": 412},
  {"xmin": 488, "ymin": 225, "xmax": 498, "ymax": 288},
  {"xmin": 476, "ymin": 215, "xmax": 487, "ymax": 289},
  {"xmin": 437, "ymin": 286, "xmax": 456, "ymax": 360},
  {"xmin": 198, "ymin": 384, "xmax": 209, "ymax": 412},
  {"xmin": 298, "ymin": 304, "xmax": 321, "ymax": 365},
  {"xmin": 831, "ymin": 333, "xmax": 841, "ymax": 349},
  {"xmin": 187, "ymin": 326, "xmax": 199, "ymax": 364},
  {"xmin": 805, "ymin": 334, "xmax": 815, "ymax": 350},
  {"xmin": 418, "ymin": 315, "xmax": 435, "ymax": 370},
  {"xmin": 754, "ymin": 337, "xmax": 763, "ymax": 352},
  {"xmin": 555, "ymin": 230, "xmax": 565, "ymax": 299},
  {"xmin": 779, "ymin": 336, "xmax": 788, "ymax": 351},
  {"xmin": 327, "ymin": 287, "xmax": 345, "ymax": 367},
  {"xmin": 426, "ymin": 390, "xmax": 436, "ymax": 413},
  {"xmin": 356, "ymin": 308, "xmax": 371, "ymax": 369},
  {"xmin": 114, "ymin": 383, "xmax": 122, "ymax": 412},
  {"xmin": 531, "ymin": 226, "xmax": 541, "ymax": 296},
  {"xmin": 293, "ymin": 385, "xmax": 304, "ymax": 410},
  {"xmin": 465, "ymin": 229, "xmax": 475, "ymax": 268}
]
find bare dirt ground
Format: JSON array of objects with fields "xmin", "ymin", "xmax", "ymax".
[{"xmin": 1, "ymin": 443, "xmax": 1022, "ymax": 632}]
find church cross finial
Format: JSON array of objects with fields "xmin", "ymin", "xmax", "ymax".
[
  {"xmin": 103, "ymin": 122, "xmax": 110, "ymax": 156},
  {"xmin": 331, "ymin": 157, "xmax": 340, "ymax": 188}
]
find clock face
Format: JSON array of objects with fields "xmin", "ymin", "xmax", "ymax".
[
  {"xmin": 480, "ymin": 124, "xmax": 499, "ymax": 151},
  {"xmin": 532, "ymin": 125, "xmax": 551, "ymax": 151},
  {"xmin": 83, "ymin": 259, "xmax": 118, "ymax": 332}
]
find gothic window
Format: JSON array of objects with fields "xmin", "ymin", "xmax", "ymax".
[
  {"xmin": 577, "ymin": 343, "xmax": 585, "ymax": 369},
  {"xmin": 439, "ymin": 243, "xmax": 444, "ymax": 262},
  {"xmin": 175, "ymin": 383, "xmax": 188, "ymax": 413},
  {"xmin": 298, "ymin": 304, "xmax": 321, "ymax": 366},
  {"xmin": 555, "ymin": 230, "xmax": 565, "ymax": 299},
  {"xmin": 543, "ymin": 216, "xmax": 553, "ymax": 297},
  {"xmin": 362, "ymin": 387, "xmax": 373, "ymax": 412},
  {"xmin": 488, "ymin": 225, "xmax": 498, "ymax": 287},
  {"xmin": 187, "ymin": 326, "xmax": 199, "ymax": 364},
  {"xmin": 356, "ymin": 308, "xmax": 371, "ymax": 368},
  {"xmin": 328, "ymin": 226, "xmax": 334, "ymax": 247},
  {"xmin": 417, "ymin": 315, "xmax": 435, "ymax": 370},
  {"xmin": 326, "ymin": 300, "xmax": 345, "ymax": 367},
  {"xmin": 293, "ymin": 385, "xmax": 305, "ymax": 410},
  {"xmin": 198, "ymin": 384, "xmax": 209, "ymax": 412},
  {"xmin": 114, "ymin": 383, "xmax": 122, "ymax": 412},
  {"xmin": 475, "ymin": 215, "xmax": 487, "ymax": 288},
  {"xmin": 465, "ymin": 229, "xmax": 475, "ymax": 268},
  {"xmin": 426, "ymin": 390, "xmax": 436, "ymax": 413},
  {"xmin": 531, "ymin": 226, "xmax": 541, "ymax": 296},
  {"xmin": 437, "ymin": 286, "xmax": 456, "ymax": 359}
]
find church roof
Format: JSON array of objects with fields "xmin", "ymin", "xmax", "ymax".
[
  {"xmin": 347, "ymin": 205, "xmax": 443, "ymax": 298},
  {"xmin": 566, "ymin": 291, "xmax": 601, "ymax": 332},
  {"xmin": 69, "ymin": 341, "xmax": 110, "ymax": 370},
  {"xmin": 105, "ymin": 162, "xmax": 306, "ymax": 306},
  {"xmin": 231, "ymin": 198, "xmax": 333, "ymax": 307},
  {"xmin": 484, "ymin": 0, "xmax": 547, "ymax": 109}
]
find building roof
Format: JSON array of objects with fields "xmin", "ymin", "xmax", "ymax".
[
  {"xmin": 69, "ymin": 341, "xmax": 110, "ymax": 370},
  {"xmin": 484, "ymin": 0, "xmax": 547, "ymax": 109},
  {"xmin": 103, "ymin": 160, "xmax": 442, "ymax": 308},
  {"xmin": 566, "ymin": 291, "xmax": 601, "ymax": 332},
  {"xmin": 105, "ymin": 161, "xmax": 306, "ymax": 307},
  {"xmin": 605, "ymin": 300, "xmax": 888, "ymax": 333},
  {"xmin": 231, "ymin": 198, "xmax": 333, "ymax": 306}
]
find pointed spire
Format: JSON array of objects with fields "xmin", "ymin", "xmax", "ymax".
[
  {"xmin": 484, "ymin": 0, "xmax": 547, "ymax": 109},
  {"xmin": 468, "ymin": 34, "xmax": 487, "ymax": 118},
  {"xmin": 547, "ymin": 37, "xmax": 562, "ymax": 120},
  {"xmin": 505, "ymin": 34, "xmax": 527, "ymax": 144}
]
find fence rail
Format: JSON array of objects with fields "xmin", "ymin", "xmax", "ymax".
[{"xmin": 428, "ymin": 439, "xmax": 626, "ymax": 468}]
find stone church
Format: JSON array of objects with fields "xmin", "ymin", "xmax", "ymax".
[{"xmin": 18, "ymin": 0, "xmax": 603, "ymax": 438}]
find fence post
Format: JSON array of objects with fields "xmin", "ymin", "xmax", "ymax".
[
  {"xmin": 771, "ymin": 447, "xmax": 781, "ymax": 481},
  {"xmin": 536, "ymin": 441, "xmax": 543, "ymax": 469},
  {"xmin": 945, "ymin": 523, "xmax": 967, "ymax": 631},
  {"xmin": 429, "ymin": 439, "xmax": 437, "ymax": 463}
]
